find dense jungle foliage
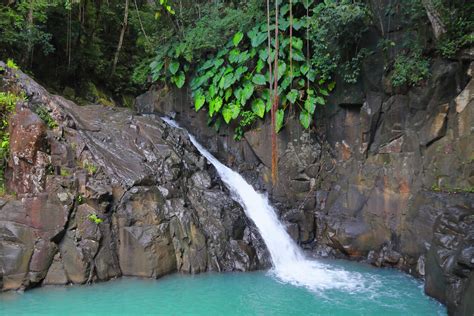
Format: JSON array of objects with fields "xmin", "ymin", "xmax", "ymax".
[{"xmin": 0, "ymin": 0, "xmax": 472, "ymax": 136}]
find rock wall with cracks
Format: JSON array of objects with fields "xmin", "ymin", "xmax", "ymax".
[
  {"xmin": 0, "ymin": 62, "xmax": 270, "ymax": 292},
  {"xmin": 136, "ymin": 55, "xmax": 473, "ymax": 315}
]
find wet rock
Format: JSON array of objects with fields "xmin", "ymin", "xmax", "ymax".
[
  {"xmin": 419, "ymin": 103, "xmax": 449, "ymax": 146},
  {"xmin": 425, "ymin": 198, "xmax": 474, "ymax": 315},
  {"xmin": 43, "ymin": 253, "xmax": 68, "ymax": 285},
  {"xmin": 0, "ymin": 66, "xmax": 268, "ymax": 292},
  {"xmin": 6, "ymin": 108, "xmax": 48, "ymax": 195}
]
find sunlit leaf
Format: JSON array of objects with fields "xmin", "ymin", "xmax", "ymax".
[
  {"xmin": 252, "ymin": 74, "xmax": 266, "ymax": 85},
  {"xmin": 194, "ymin": 92, "xmax": 206, "ymax": 111},
  {"xmin": 299, "ymin": 110, "xmax": 311, "ymax": 129},
  {"xmin": 233, "ymin": 32, "xmax": 244, "ymax": 47},
  {"xmin": 276, "ymin": 109, "xmax": 284, "ymax": 132},
  {"xmin": 251, "ymin": 99, "xmax": 265, "ymax": 118},
  {"xmin": 287, "ymin": 89, "xmax": 299, "ymax": 104},
  {"xmin": 169, "ymin": 61, "xmax": 179, "ymax": 75}
]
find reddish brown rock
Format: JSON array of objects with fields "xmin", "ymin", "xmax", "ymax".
[{"xmin": 6, "ymin": 108, "xmax": 48, "ymax": 195}]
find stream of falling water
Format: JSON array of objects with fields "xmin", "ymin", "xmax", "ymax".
[{"xmin": 162, "ymin": 117, "xmax": 367, "ymax": 293}]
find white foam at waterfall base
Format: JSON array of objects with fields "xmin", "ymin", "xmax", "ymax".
[{"xmin": 162, "ymin": 117, "xmax": 369, "ymax": 294}]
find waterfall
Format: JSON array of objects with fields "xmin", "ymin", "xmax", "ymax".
[{"xmin": 162, "ymin": 117, "xmax": 364, "ymax": 293}]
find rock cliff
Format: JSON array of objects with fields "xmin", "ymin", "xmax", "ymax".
[
  {"xmin": 0, "ymin": 62, "xmax": 269, "ymax": 292},
  {"xmin": 136, "ymin": 55, "xmax": 473, "ymax": 315}
]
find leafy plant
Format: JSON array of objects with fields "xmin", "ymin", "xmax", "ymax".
[
  {"xmin": 188, "ymin": 1, "xmax": 335, "ymax": 138},
  {"xmin": 390, "ymin": 51, "xmax": 430, "ymax": 87},
  {"xmin": 76, "ymin": 194, "xmax": 85, "ymax": 205},
  {"xmin": 83, "ymin": 161, "xmax": 98, "ymax": 175},
  {"xmin": 60, "ymin": 168, "xmax": 71, "ymax": 177},
  {"xmin": 158, "ymin": 0, "xmax": 175, "ymax": 15},
  {"xmin": 6, "ymin": 59, "xmax": 18, "ymax": 70},
  {"xmin": 35, "ymin": 106, "xmax": 58, "ymax": 129},
  {"xmin": 0, "ymin": 90, "xmax": 24, "ymax": 194},
  {"xmin": 309, "ymin": 0, "xmax": 372, "ymax": 83},
  {"xmin": 424, "ymin": 0, "xmax": 474, "ymax": 59},
  {"xmin": 87, "ymin": 213, "xmax": 103, "ymax": 224}
]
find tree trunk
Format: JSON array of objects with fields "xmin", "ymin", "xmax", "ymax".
[
  {"xmin": 421, "ymin": 0, "xmax": 446, "ymax": 39},
  {"xmin": 25, "ymin": 0, "xmax": 34, "ymax": 66},
  {"xmin": 111, "ymin": 0, "xmax": 129, "ymax": 76},
  {"xmin": 271, "ymin": 0, "xmax": 279, "ymax": 185}
]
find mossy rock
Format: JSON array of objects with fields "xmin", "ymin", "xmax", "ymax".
[
  {"xmin": 85, "ymin": 82, "xmax": 115, "ymax": 107},
  {"xmin": 62, "ymin": 86, "xmax": 76, "ymax": 100}
]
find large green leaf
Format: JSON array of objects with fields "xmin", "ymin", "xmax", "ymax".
[
  {"xmin": 319, "ymin": 88, "xmax": 329, "ymax": 96},
  {"xmin": 151, "ymin": 72, "xmax": 160, "ymax": 82},
  {"xmin": 209, "ymin": 85, "xmax": 217, "ymax": 98},
  {"xmin": 306, "ymin": 69, "xmax": 316, "ymax": 82},
  {"xmin": 233, "ymin": 31, "xmax": 244, "ymax": 47},
  {"xmin": 224, "ymin": 88, "xmax": 233, "ymax": 101},
  {"xmin": 287, "ymin": 89, "xmax": 299, "ymax": 104},
  {"xmin": 251, "ymin": 99, "xmax": 265, "ymax": 118},
  {"xmin": 252, "ymin": 74, "xmax": 266, "ymax": 85},
  {"xmin": 300, "ymin": 64, "xmax": 309, "ymax": 75},
  {"xmin": 214, "ymin": 97, "xmax": 223, "ymax": 113},
  {"xmin": 234, "ymin": 88, "xmax": 242, "ymax": 101},
  {"xmin": 222, "ymin": 103, "xmax": 240, "ymax": 123},
  {"xmin": 279, "ymin": 18, "xmax": 290, "ymax": 31},
  {"xmin": 238, "ymin": 50, "xmax": 251, "ymax": 63},
  {"xmin": 315, "ymin": 96, "xmax": 325, "ymax": 105},
  {"xmin": 248, "ymin": 29, "xmax": 267, "ymax": 47},
  {"xmin": 259, "ymin": 49, "xmax": 268, "ymax": 62},
  {"xmin": 278, "ymin": 61, "xmax": 287, "ymax": 80},
  {"xmin": 291, "ymin": 37, "xmax": 304, "ymax": 50},
  {"xmin": 304, "ymin": 96, "xmax": 316, "ymax": 114},
  {"xmin": 224, "ymin": 65, "xmax": 233, "ymax": 75},
  {"xmin": 212, "ymin": 68, "xmax": 225, "ymax": 86},
  {"xmin": 223, "ymin": 73, "xmax": 235, "ymax": 90},
  {"xmin": 209, "ymin": 97, "xmax": 223, "ymax": 117},
  {"xmin": 276, "ymin": 109, "xmax": 284, "ymax": 132},
  {"xmin": 292, "ymin": 50, "xmax": 305, "ymax": 61},
  {"xmin": 216, "ymin": 48, "xmax": 228, "ymax": 58},
  {"xmin": 194, "ymin": 92, "xmax": 206, "ymax": 111},
  {"xmin": 256, "ymin": 59, "xmax": 265, "ymax": 73},
  {"xmin": 198, "ymin": 59, "xmax": 214, "ymax": 72},
  {"xmin": 173, "ymin": 71, "xmax": 185, "ymax": 88},
  {"xmin": 169, "ymin": 61, "xmax": 180, "ymax": 75},
  {"xmin": 213, "ymin": 58, "xmax": 224, "ymax": 68},
  {"xmin": 241, "ymin": 82, "xmax": 254, "ymax": 104},
  {"xmin": 280, "ymin": 76, "xmax": 292, "ymax": 91},
  {"xmin": 299, "ymin": 110, "xmax": 311, "ymax": 129},
  {"xmin": 293, "ymin": 18, "xmax": 306, "ymax": 30},
  {"xmin": 279, "ymin": 4, "xmax": 290, "ymax": 16},
  {"xmin": 150, "ymin": 60, "xmax": 164, "ymax": 73},
  {"xmin": 229, "ymin": 49, "xmax": 240, "ymax": 64},
  {"xmin": 266, "ymin": 99, "xmax": 273, "ymax": 113},
  {"xmin": 234, "ymin": 66, "xmax": 248, "ymax": 80}
]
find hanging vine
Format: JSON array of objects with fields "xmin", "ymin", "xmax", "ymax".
[
  {"xmin": 270, "ymin": 0, "xmax": 280, "ymax": 185},
  {"xmin": 151, "ymin": 1, "xmax": 336, "ymax": 145}
]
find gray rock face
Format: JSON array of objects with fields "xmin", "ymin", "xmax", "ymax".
[
  {"xmin": 142, "ymin": 53, "xmax": 473, "ymax": 314},
  {"xmin": 424, "ymin": 195, "xmax": 473, "ymax": 314},
  {"xmin": 0, "ymin": 62, "xmax": 268, "ymax": 292}
]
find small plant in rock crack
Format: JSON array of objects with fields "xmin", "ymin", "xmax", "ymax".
[
  {"xmin": 87, "ymin": 213, "xmax": 103, "ymax": 224},
  {"xmin": 34, "ymin": 106, "xmax": 58, "ymax": 129},
  {"xmin": 83, "ymin": 161, "xmax": 98, "ymax": 175},
  {"xmin": 76, "ymin": 194, "xmax": 85, "ymax": 205}
]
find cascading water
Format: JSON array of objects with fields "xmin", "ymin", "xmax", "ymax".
[{"xmin": 162, "ymin": 117, "xmax": 366, "ymax": 293}]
